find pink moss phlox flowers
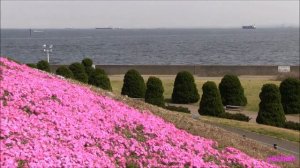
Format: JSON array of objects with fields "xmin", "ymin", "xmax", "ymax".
[{"xmin": 0, "ymin": 57, "xmax": 278, "ymax": 168}]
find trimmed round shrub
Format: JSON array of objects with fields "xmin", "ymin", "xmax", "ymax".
[
  {"xmin": 69, "ymin": 62, "xmax": 85, "ymax": 74},
  {"xmin": 90, "ymin": 74, "xmax": 112, "ymax": 91},
  {"xmin": 81, "ymin": 58, "xmax": 93, "ymax": 67},
  {"xmin": 26, "ymin": 63, "xmax": 37, "ymax": 68},
  {"xmin": 171, "ymin": 71, "xmax": 199, "ymax": 104},
  {"xmin": 85, "ymin": 66, "xmax": 95, "ymax": 76},
  {"xmin": 69, "ymin": 62, "xmax": 88, "ymax": 83},
  {"xmin": 256, "ymin": 84, "xmax": 286, "ymax": 127},
  {"xmin": 219, "ymin": 74, "xmax": 247, "ymax": 106},
  {"xmin": 198, "ymin": 81, "xmax": 225, "ymax": 116},
  {"xmin": 94, "ymin": 68, "xmax": 106, "ymax": 75},
  {"xmin": 37, "ymin": 60, "xmax": 50, "ymax": 72},
  {"xmin": 279, "ymin": 78, "xmax": 300, "ymax": 114},
  {"xmin": 145, "ymin": 76, "xmax": 165, "ymax": 107},
  {"xmin": 76, "ymin": 73, "xmax": 88, "ymax": 83},
  {"xmin": 121, "ymin": 69, "xmax": 146, "ymax": 98},
  {"xmin": 56, "ymin": 66, "xmax": 74, "ymax": 78},
  {"xmin": 82, "ymin": 58, "xmax": 94, "ymax": 76},
  {"xmin": 88, "ymin": 68, "xmax": 107, "ymax": 84}
]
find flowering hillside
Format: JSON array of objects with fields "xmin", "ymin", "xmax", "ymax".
[{"xmin": 0, "ymin": 57, "xmax": 278, "ymax": 167}]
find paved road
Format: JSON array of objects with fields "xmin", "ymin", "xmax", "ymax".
[
  {"xmin": 212, "ymin": 123, "xmax": 300, "ymax": 158},
  {"xmin": 168, "ymin": 103, "xmax": 300, "ymax": 159}
]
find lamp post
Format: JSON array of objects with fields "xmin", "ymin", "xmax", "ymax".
[{"xmin": 43, "ymin": 44, "xmax": 53, "ymax": 63}]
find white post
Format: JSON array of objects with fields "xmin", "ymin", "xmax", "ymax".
[
  {"xmin": 47, "ymin": 51, "xmax": 50, "ymax": 63},
  {"xmin": 43, "ymin": 44, "xmax": 52, "ymax": 63}
]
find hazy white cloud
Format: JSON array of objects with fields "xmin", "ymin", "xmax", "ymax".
[{"xmin": 1, "ymin": 1, "xmax": 299, "ymax": 28}]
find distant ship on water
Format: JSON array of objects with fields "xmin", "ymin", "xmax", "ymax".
[
  {"xmin": 29, "ymin": 29, "xmax": 44, "ymax": 36},
  {"xmin": 95, "ymin": 27, "xmax": 113, "ymax": 30},
  {"xmin": 242, "ymin": 25, "xmax": 256, "ymax": 29}
]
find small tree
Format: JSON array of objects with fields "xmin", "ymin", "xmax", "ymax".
[
  {"xmin": 56, "ymin": 66, "xmax": 74, "ymax": 78},
  {"xmin": 279, "ymin": 78, "xmax": 300, "ymax": 114},
  {"xmin": 198, "ymin": 81, "xmax": 225, "ymax": 116},
  {"xmin": 145, "ymin": 76, "xmax": 165, "ymax": 107},
  {"xmin": 171, "ymin": 71, "xmax": 199, "ymax": 104},
  {"xmin": 37, "ymin": 60, "xmax": 51, "ymax": 72},
  {"xmin": 219, "ymin": 74, "xmax": 247, "ymax": 106},
  {"xmin": 256, "ymin": 84, "xmax": 286, "ymax": 127},
  {"xmin": 121, "ymin": 69, "xmax": 146, "ymax": 98},
  {"xmin": 91, "ymin": 74, "xmax": 112, "ymax": 91},
  {"xmin": 69, "ymin": 62, "xmax": 88, "ymax": 83}
]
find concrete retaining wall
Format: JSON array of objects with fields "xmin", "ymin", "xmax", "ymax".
[{"xmin": 50, "ymin": 65, "xmax": 299, "ymax": 77}]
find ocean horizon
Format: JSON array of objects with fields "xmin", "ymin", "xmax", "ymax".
[{"xmin": 1, "ymin": 28, "xmax": 299, "ymax": 65}]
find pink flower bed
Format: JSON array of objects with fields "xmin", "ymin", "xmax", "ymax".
[{"xmin": 0, "ymin": 57, "xmax": 278, "ymax": 167}]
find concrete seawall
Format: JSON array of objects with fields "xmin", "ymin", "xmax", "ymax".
[{"xmin": 50, "ymin": 65, "xmax": 299, "ymax": 77}]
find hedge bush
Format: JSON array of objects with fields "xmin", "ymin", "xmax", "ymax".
[
  {"xmin": 219, "ymin": 112, "xmax": 250, "ymax": 122},
  {"xmin": 91, "ymin": 74, "xmax": 112, "ymax": 91},
  {"xmin": 55, "ymin": 66, "xmax": 74, "ymax": 79},
  {"xmin": 279, "ymin": 78, "xmax": 300, "ymax": 114},
  {"xmin": 283, "ymin": 121, "xmax": 300, "ymax": 131},
  {"xmin": 145, "ymin": 77, "xmax": 165, "ymax": 107},
  {"xmin": 37, "ymin": 60, "xmax": 51, "ymax": 72},
  {"xmin": 171, "ymin": 71, "xmax": 199, "ymax": 104},
  {"xmin": 121, "ymin": 69, "xmax": 146, "ymax": 98},
  {"xmin": 26, "ymin": 63, "xmax": 37, "ymax": 69},
  {"xmin": 69, "ymin": 62, "xmax": 88, "ymax": 83},
  {"xmin": 198, "ymin": 81, "xmax": 225, "ymax": 116},
  {"xmin": 219, "ymin": 74, "xmax": 247, "ymax": 106},
  {"xmin": 256, "ymin": 84, "xmax": 286, "ymax": 127},
  {"xmin": 164, "ymin": 105, "xmax": 191, "ymax": 113}
]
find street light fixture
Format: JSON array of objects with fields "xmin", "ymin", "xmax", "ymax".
[{"xmin": 43, "ymin": 44, "xmax": 53, "ymax": 63}]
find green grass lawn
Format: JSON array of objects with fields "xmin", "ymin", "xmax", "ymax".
[{"xmin": 110, "ymin": 75, "xmax": 280, "ymax": 112}]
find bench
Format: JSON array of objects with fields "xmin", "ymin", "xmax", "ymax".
[{"xmin": 225, "ymin": 105, "xmax": 243, "ymax": 111}]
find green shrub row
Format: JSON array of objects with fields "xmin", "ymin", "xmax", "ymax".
[
  {"xmin": 164, "ymin": 105, "xmax": 191, "ymax": 113},
  {"xmin": 26, "ymin": 58, "xmax": 112, "ymax": 91},
  {"xmin": 283, "ymin": 121, "xmax": 300, "ymax": 131},
  {"xmin": 219, "ymin": 112, "xmax": 251, "ymax": 122}
]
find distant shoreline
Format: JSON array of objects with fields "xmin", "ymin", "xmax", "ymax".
[
  {"xmin": 49, "ymin": 64, "xmax": 300, "ymax": 76},
  {"xmin": 2, "ymin": 27, "xmax": 299, "ymax": 30}
]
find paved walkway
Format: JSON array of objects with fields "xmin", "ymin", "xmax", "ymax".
[{"xmin": 168, "ymin": 103, "xmax": 300, "ymax": 159}]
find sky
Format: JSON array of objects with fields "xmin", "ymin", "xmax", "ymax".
[{"xmin": 1, "ymin": 0, "xmax": 299, "ymax": 28}]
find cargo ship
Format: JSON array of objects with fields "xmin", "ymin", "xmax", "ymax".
[
  {"xmin": 95, "ymin": 27, "xmax": 113, "ymax": 30},
  {"xmin": 242, "ymin": 25, "xmax": 256, "ymax": 29}
]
